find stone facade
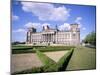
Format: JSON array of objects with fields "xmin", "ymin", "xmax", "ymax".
[{"xmin": 26, "ymin": 24, "xmax": 80, "ymax": 46}]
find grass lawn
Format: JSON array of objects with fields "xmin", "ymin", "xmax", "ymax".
[{"xmin": 66, "ymin": 46, "xmax": 96, "ymax": 70}]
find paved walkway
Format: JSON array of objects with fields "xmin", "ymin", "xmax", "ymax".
[{"xmin": 66, "ymin": 46, "xmax": 96, "ymax": 70}]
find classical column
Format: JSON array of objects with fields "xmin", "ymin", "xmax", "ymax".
[
  {"xmin": 47, "ymin": 34, "xmax": 48, "ymax": 42},
  {"xmin": 51, "ymin": 34, "xmax": 52, "ymax": 42},
  {"xmin": 43, "ymin": 35, "xmax": 44, "ymax": 43},
  {"xmin": 44, "ymin": 34, "xmax": 45, "ymax": 42},
  {"xmin": 46, "ymin": 34, "xmax": 47, "ymax": 42},
  {"xmin": 45, "ymin": 34, "xmax": 46, "ymax": 42},
  {"xmin": 53, "ymin": 34, "xmax": 54, "ymax": 42},
  {"xmin": 50, "ymin": 34, "xmax": 51, "ymax": 42},
  {"xmin": 26, "ymin": 32, "xmax": 28, "ymax": 44},
  {"xmin": 42, "ymin": 34, "xmax": 44, "ymax": 42},
  {"xmin": 41, "ymin": 35, "xmax": 42, "ymax": 42}
]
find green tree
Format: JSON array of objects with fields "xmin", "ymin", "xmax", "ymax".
[{"xmin": 83, "ymin": 31, "xmax": 96, "ymax": 46}]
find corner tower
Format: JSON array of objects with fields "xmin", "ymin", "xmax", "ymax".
[
  {"xmin": 26, "ymin": 27, "xmax": 36, "ymax": 44},
  {"xmin": 70, "ymin": 23, "xmax": 80, "ymax": 45}
]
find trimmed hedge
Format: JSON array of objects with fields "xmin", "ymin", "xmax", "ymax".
[
  {"xmin": 12, "ymin": 47, "xmax": 33, "ymax": 50},
  {"xmin": 56, "ymin": 48, "xmax": 74, "ymax": 71},
  {"xmin": 36, "ymin": 50, "xmax": 56, "ymax": 66},
  {"xmin": 12, "ymin": 46, "xmax": 75, "ymax": 54},
  {"xmin": 37, "ymin": 46, "xmax": 75, "ymax": 52},
  {"xmin": 44, "ymin": 48, "xmax": 74, "ymax": 72},
  {"xmin": 12, "ymin": 66, "xmax": 45, "ymax": 74},
  {"xmin": 12, "ymin": 45, "xmax": 46, "ymax": 50},
  {"xmin": 12, "ymin": 45, "xmax": 45, "ymax": 54},
  {"xmin": 12, "ymin": 48, "xmax": 74, "ymax": 74},
  {"xmin": 12, "ymin": 65, "xmax": 57, "ymax": 75},
  {"xmin": 12, "ymin": 49, "xmax": 35, "ymax": 54}
]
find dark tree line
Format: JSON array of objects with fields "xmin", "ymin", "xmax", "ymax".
[
  {"xmin": 83, "ymin": 31, "xmax": 96, "ymax": 46},
  {"xmin": 12, "ymin": 41, "xmax": 25, "ymax": 45}
]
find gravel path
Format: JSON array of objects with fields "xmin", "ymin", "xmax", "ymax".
[
  {"xmin": 44, "ymin": 51, "xmax": 68, "ymax": 62},
  {"xmin": 11, "ymin": 53, "xmax": 43, "ymax": 73},
  {"xmin": 11, "ymin": 51, "xmax": 68, "ymax": 73}
]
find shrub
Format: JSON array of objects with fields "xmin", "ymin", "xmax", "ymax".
[
  {"xmin": 57, "ymin": 48, "xmax": 74, "ymax": 71},
  {"xmin": 12, "ymin": 46, "xmax": 75, "ymax": 54},
  {"xmin": 36, "ymin": 49, "xmax": 74, "ymax": 72},
  {"xmin": 12, "ymin": 66, "xmax": 44, "ymax": 74},
  {"xmin": 12, "ymin": 49, "xmax": 35, "ymax": 54},
  {"xmin": 12, "ymin": 46, "xmax": 33, "ymax": 50},
  {"xmin": 36, "ymin": 50, "xmax": 56, "ymax": 66},
  {"xmin": 38, "ymin": 46, "xmax": 75, "ymax": 51},
  {"xmin": 46, "ymin": 48, "xmax": 74, "ymax": 71}
]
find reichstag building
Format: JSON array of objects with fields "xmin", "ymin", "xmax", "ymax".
[{"xmin": 26, "ymin": 24, "xmax": 80, "ymax": 46}]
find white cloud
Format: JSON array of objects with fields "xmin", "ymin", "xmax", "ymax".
[
  {"xmin": 82, "ymin": 27, "xmax": 86, "ymax": 30},
  {"xmin": 24, "ymin": 22, "xmax": 41, "ymax": 28},
  {"xmin": 58, "ymin": 23, "xmax": 70, "ymax": 31},
  {"xmin": 24, "ymin": 22, "xmax": 52, "ymax": 31},
  {"xmin": 42, "ymin": 23, "xmax": 50, "ymax": 27},
  {"xmin": 75, "ymin": 17, "xmax": 83, "ymax": 28},
  {"xmin": 75, "ymin": 17, "xmax": 86, "ymax": 31},
  {"xmin": 12, "ymin": 15, "xmax": 19, "ymax": 21},
  {"xmin": 21, "ymin": 2, "xmax": 70, "ymax": 21},
  {"xmin": 13, "ymin": 29, "xmax": 26, "ymax": 33},
  {"xmin": 75, "ymin": 17, "xmax": 82, "ymax": 23}
]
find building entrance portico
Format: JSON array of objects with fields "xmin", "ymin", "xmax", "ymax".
[{"xmin": 42, "ymin": 32, "xmax": 55, "ymax": 44}]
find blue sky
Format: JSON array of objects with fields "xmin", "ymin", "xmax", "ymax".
[{"xmin": 12, "ymin": 1, "xmax": 96, "ymax": 42}]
